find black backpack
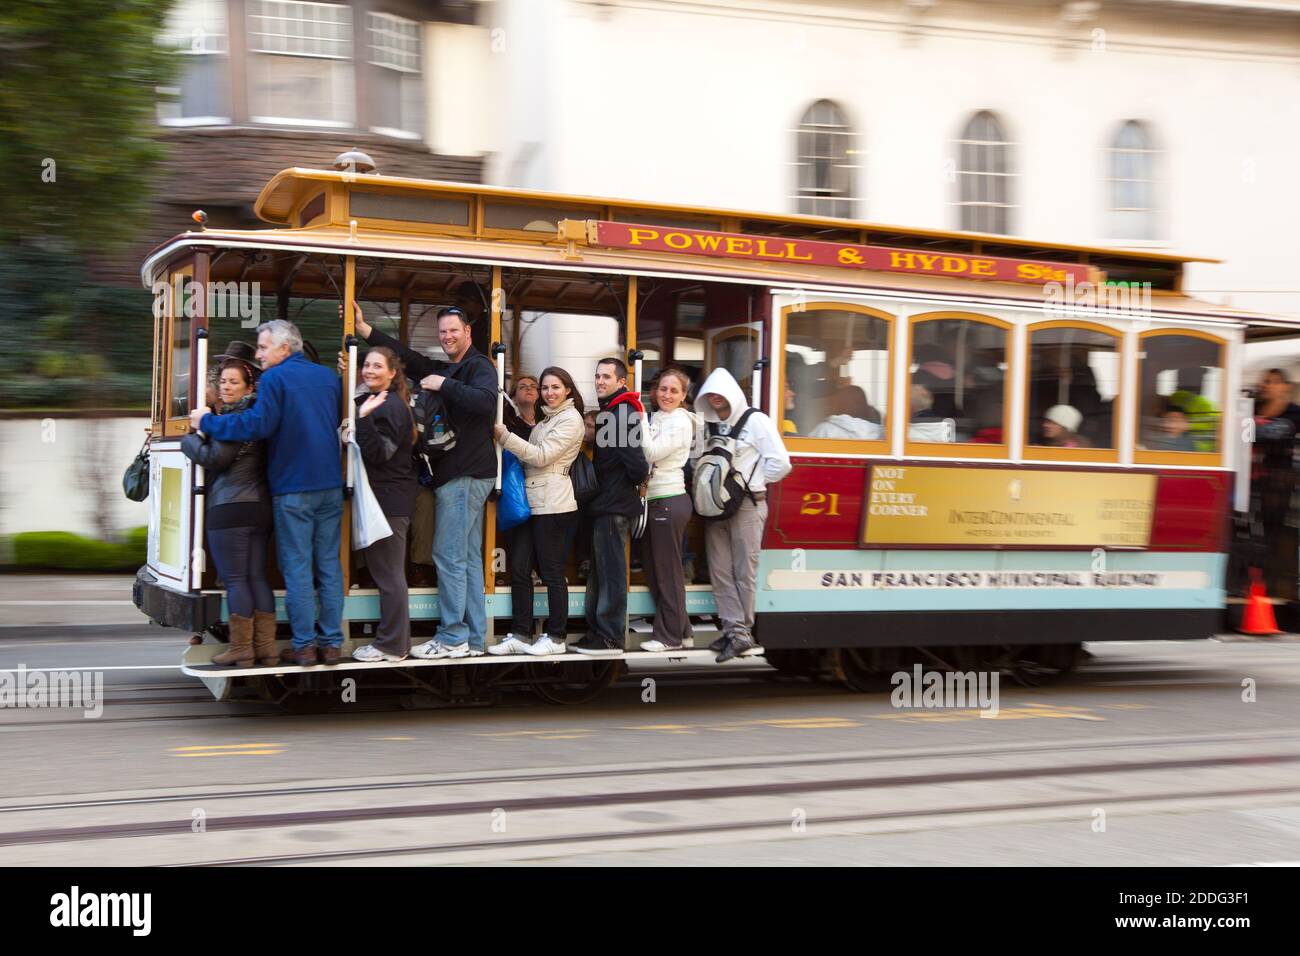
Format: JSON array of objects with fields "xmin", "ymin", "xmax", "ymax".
[{"xmin": 411, "ymin": 389, "xmax": 457, "ymax": 473}]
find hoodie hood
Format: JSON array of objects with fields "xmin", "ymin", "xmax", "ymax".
[{"xmin": 694, "ymin": 367, "xmax": 749, "ymax": 425}]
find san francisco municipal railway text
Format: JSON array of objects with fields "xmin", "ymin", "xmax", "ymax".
[{"xmin": 819, "ymin": 571, "xmax": 1163, "ymax": 588}]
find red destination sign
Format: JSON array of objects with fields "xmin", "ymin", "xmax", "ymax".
[{"xmin": 592, "ymin": 221, "xmax": 1091, "ymax": 285}]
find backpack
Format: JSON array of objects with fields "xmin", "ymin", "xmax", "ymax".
[
  {"xmin": 411, "ymin": 388, "xmax": 457, "ymax": 474},
  {"xmin": 691, "ymin": 408, "xmax": 760, "ymax": 520}
]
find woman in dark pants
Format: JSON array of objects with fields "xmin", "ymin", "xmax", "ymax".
[
  {"xmin": 182, "ymin": 358, "xmax": 276, "ymax": 667},
  {"xmin": 351, "ymin": 346, "xmax": 420, "ymax": 662},
  {"xmin": 490, "ymin": 367, "xmax": 585, "ymax": 657}
]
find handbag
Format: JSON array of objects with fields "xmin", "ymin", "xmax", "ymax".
[
  {"xmin": 569, "ymin": 451, "xmax": 598, "ymax": 508},
  {"xmin": 497, "ymin": 450, "xmax": 531, "ymax": 532},
  {"xmin": 122, "ymin": 437, "xmax": 151, "ymax": 502},
  {"xmin": 347, "ymin": 440, "xmax": 393, "ymax": 550}
]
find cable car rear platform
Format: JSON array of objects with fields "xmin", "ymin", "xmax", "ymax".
[{"xmin": 181, "ymin": 639, "xmax": 764, "ymax": 678}]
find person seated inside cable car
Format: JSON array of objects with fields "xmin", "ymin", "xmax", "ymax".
[
  {"xmin": 908, "ymin": 370, "xmax": 956, "ymax": 442},
  {"xmin": 782, "ymin": 379, "xmax": 799, "ymax": 436},
  {"xmin": 1143, "ymin": 405, "xmax": 1196, "ymax": 452},
  {"xmin": 808, "ymin": 385, "xmax": 883, "ymax": 440},
  {"xmin": 1037, "ymin": 404, "xmax": 1091, "ymax": 448},
  {"xmin": 1167, "ymin": 370, "xmax": 1219, "ymax": 452}
]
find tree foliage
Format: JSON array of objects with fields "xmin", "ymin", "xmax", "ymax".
[
  {"xmin": 0, "ymin": 0, "xmax": 177, "ymax": 254},
  {"xmin": 0, "ymin": 2, "xmax": 176, "ymax": 409}
]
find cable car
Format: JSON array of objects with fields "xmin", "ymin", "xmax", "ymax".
[{"xmin": 132, "ymin": 154, "xmax": 1288, "ymax": 705}]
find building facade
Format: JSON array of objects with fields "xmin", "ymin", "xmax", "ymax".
[{"xmin": 473, "ymin": 0, "xmax": 1300, "ymax": 320}]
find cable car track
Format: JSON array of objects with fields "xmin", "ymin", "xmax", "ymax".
[{"xmin": 2, "ymin": 741, "xmax": 1299, "ymax": 851}]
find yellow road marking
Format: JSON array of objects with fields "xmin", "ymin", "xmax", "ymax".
[
  {"xmin": 172, "ymin": 743, "xmax": 284, "ymax": 751},
  {"xmin": 475, "ymin": 729, "xmax": 592, "ymax": 738},
  {"xmin": 175, "ymin": 749, "xmax": 284, "ymax": 757}
]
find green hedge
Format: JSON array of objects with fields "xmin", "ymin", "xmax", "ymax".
[{"xmin": 9, "ymin": 527, "xmax": 147, "ymax": 572}]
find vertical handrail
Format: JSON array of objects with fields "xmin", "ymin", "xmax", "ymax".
[
  {"xmin": 190, "ymin": 328, "xmax": 209, "ymax": 591},
  {"xmin": 344, "ymin": 336, "xmax": 359, "ymax": 490},
  {"xmin": 492, "ymin": 342, "xmax": 507, "ymax": 492}
]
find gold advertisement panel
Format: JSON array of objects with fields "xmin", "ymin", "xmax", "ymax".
[
  {"xmin": 159, "ymin": 467, "xmax": 183, "ymax": 568},
  {"xmin": 861, "ymin": 465, "xmax": 1157, "ymax": 548}
]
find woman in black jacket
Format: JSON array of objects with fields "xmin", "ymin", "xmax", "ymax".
[
  {"xmin": 351, "ymin": 346, "xmax": 420, "ymax": 662},
  {"xmin": 181, "ymin": 359, "xmax": 276, "ymax": 667}
]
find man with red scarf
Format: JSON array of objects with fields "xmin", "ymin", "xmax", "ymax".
[{"xmin": 575, "ymin": 357, "xmax": 649, "ymax": 655}]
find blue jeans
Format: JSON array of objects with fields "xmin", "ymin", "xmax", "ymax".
[
  {"xmin": 273, "ymin": 489, "xmax": 345, "ymax": 649},
  {"xmin": 433, "ymin": 475, "xmax": 494, "ymax": 649},
  {"xmin": 585, "ymin": 513, "xmax": 630, "ymax": 646}
]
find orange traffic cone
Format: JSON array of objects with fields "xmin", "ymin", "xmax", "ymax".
[{"xmin": 1240, "ymin": 569, "xmax": 1281, "ymax": 636}]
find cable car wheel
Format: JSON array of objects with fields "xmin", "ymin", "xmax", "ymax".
[
  {"xmin": 526, "ymin": 660, "xmax": 624, "ymax": 705},
  {"xmin": 995, "ymin": 643, "xmax": 1082, "ymax": 687}
]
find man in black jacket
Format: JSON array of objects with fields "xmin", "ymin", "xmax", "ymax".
[
  {"xmin": 576, "ymin": 358, "xmax": 649, "ymax": 655},
  {"xmin": 352, "ymin": 304, "xmax": 498, "ymax": 658}
]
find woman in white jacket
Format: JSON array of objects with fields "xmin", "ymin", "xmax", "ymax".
[
  {"xmin": 491, "ymin": 367, "xmax": 585, "ymax": 656},
  {"xmin": 693, "ymin": 367, "xmax": 792, "ymax": 662},
  {"xmin": 638, "ymin": 368, "xmax": 701, "ymax": 652}
]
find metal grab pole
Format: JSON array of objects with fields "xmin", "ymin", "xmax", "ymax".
[
  {"xmin": 190, "ymin": 328, "xmax": 209, "ymax": 590},
  {"xmin": 628, "ymin": 348, "xmax": 644, "ymax": 397},
  {"xmin": 752, "ymin": 358, "xmax": 770, "ymax": 411},
  {"xmin": 492, "ymin": 342, "xmax": 507, "ymax": 492},
  {"xmin": 345, "ymin": 334, "xmax": 358, "ymax": 491}
]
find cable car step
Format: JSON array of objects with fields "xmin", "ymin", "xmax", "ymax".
[{"xmin": 182, "ymin": 637, "xmax": 763, "ymax": 677}]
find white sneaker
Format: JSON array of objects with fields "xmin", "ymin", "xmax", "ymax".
[
  {"xmin": 526, "ymin": 635, "xmax": 567, "ymax": 656},
  {"xmin": 352, "ymin": 644, "xmax": 406, "ymax": 662},
  {"xmin": 488, "ymin": 634, "xmax": 531, "ymax": 656},
  {"xmin": 639, "ymin": 640, "xmax": 684, "ymax": 653},
  {"xmin": 410, "ymin": 640, "xmax": 469, "ymax": 660}
]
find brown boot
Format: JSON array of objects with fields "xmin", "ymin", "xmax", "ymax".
[
  {"xmin": 213, "ymin": 614, "xmax": 255, "ymax": 667},
  {"xmin": 252, "ymin": 611, "xmax": 279, "ymax": 667}
]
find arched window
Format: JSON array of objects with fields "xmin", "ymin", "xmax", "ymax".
[
  {"xmin": 794, "ymin": 100, "xmax": 858, "ymax": 218},
  {"xmin": 955, "ymin": 111, "xmax": 1013, "ymax": 234},
  {"xmin": 1108, "ymin": 120, "xmax": 1157, "ymax": 240},
  {"xmin": 905, "ymin": 312, "xmax": 1012, "ymax": 459}
]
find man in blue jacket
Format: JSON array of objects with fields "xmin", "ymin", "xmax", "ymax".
[{"xmin": 191, "ymin": 320, "xmax": 344, "ymax": 666}]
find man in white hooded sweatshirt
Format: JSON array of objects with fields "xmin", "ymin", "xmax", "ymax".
[{"xmin": 693, "ymin": 368, "xmax": 792, "ymax": 662}]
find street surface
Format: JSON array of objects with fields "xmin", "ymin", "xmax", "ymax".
[{"xmin": 1, "ymin": 575, "xmax": 1298, "ymax": 866}]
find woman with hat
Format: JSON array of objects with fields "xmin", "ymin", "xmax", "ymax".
[
  {"xmin": 1039, "ymin": 404, "xmax": 1091, "ymax": 448},
  {"xmin": 182, "ymin": 344, "xmax": 277, "ymax": 667}
]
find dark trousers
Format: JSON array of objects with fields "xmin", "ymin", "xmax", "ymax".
[
  {"xmin": 585, "ymin": 513, "xmax": 630, "ymax": 646},
  {"xmin": 362, "ymin": 515, "xmax": 410, "ymax": 655},
  {"xmin": 640, "ymin": 494, "xmax": 693, "ymax": 646},
  {"xmin": 510, "ymin": 511, "xmax": 577, "ymax": 638},
  {"xmin": 207, "ymin": 525, "xmax": 275, "ymax": 619}
]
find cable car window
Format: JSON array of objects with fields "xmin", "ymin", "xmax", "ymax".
[
  {"xmin": 1137, "ymin": 333, "xmax": 1223, "ymax": 455},
  {"xmin": 169, "ymin": 274, "xmax": 192, "ymax": 420},
  {"xmin": 1027, "ymin": 326, "xmax": 1120, "ymax": 450},
  {"xmin": 784, "ymin": 306, "xmax": 889, "ymax": 441},
  {"xmin": 908, "ymin": 317, "xmax": 1007, "ymax": 446}
]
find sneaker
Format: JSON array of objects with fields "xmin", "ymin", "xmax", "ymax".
[
  {"xmin": 639, "ymin": 639, "xmax": 683, "ymax": 653},
  {"xmin": 526, "ymin": 635, "xmax": 567, "ymax": 656},
  {"xmin": 410, "ymin": 640, "xmax": 469, "ymax": 660},
  {"xmin": 571, "ymin": 637, "xmax": 622, "ymax": 657},
  {"xmin": 488, "ymin": 634, "xmax": 531, "ymax": 656},
  {"xmin": 708, "ymin": 633, "xmax": 730, "ymax": 654},
  {"xmin": 352, "ymin": 644, "xmax": 407, "ymax": 663},
  {"xmin": 715, "ymin": 635, "xmax": 754, "ymax": 664},
  {"xmin": 467, "ymin": 647, "xmax": 485, "ymax": 658}
]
